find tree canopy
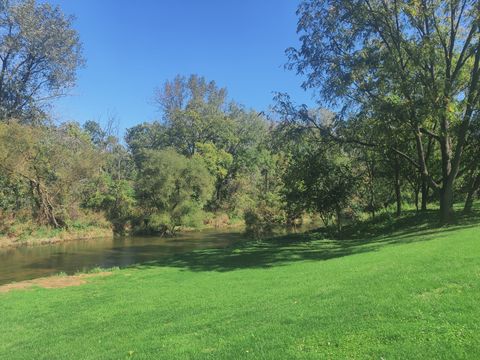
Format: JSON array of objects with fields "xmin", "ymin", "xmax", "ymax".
[
  {"xmin": 0, "ymin": 0, "xmax": 83, "ymax": 122},
  {"xmin": 1, "ymin": 0, "xmax": 480, "ymax": 240},
  {"xmin": 287, "ymin": 0, "xmax": 480, "ymax": 223}
]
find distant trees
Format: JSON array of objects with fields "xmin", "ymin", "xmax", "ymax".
[
  {"xmin": 154, "ymin": 75, "xmax": 231, "ymax": 156},
  {"xmin": 0, "ymin": 0, "xmax": 83, "ymax": 122},
  {"xmin": 462, "ymin": 116, "xmax": 480, "ymax": 213},
  {"xmin": 193, "ymin": 142, "xmax": 233, "ymax": 208},
  {"xmin": 82, "ymin": 120, "xmax": 136, "ymax": 234},
  {"xmin": 126, "ymin": 75, "xmax": 273, "ymax": 225}
]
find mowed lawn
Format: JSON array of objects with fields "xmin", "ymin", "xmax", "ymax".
[{"xmin": 1, "ymin": 213, "xmax": 480, "ymax": 359}]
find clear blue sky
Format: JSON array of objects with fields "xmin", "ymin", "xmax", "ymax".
[{"xmin": 49, "ymin": 0, "xmax": 314, "ymax": 131}]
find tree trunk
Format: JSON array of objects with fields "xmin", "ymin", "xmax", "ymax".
[
  {"xmin": 29, "ymin": 180, "xmax": 41, "ymax": 220},
  {"xmin": 394, "ymin": 157, "xmax": 401, "ymax": 217},
  {"xmin": 421, "ymin": 179, "xmax": 428, "ymax": 211},
  {"xmin": 464, "ymin": 172, "xmax": 480, "ymax": 213},
  {"xmin": 439, "ymin": 182, "xmax": 454, "ymax": 224},
  {"xmin": 438, "ymin": 49, "xmax": 480, "ymax": 223},
  {"xmin": 414, "ymin": 188, "xmax": 419, "ymax": 211},
  {"xmin": 31, "ymin": 180, "xmax": 63, "ymax": 228},
  {"xmin": 413, "ymin": 129, "xmax": 433, "ymax": 213},
  {"xmin": 335, "ymin": 205, "xmax": 342, "ymax": 232}
]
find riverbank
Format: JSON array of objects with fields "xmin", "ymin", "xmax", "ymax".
[
  {"xmin": 0, "ymin": 225, "xmax": 245, "ymax": 249},
  {"xmin": 0, "ymin": 216, "xmax": 244, "ymax": 249},
  {"xmin": 0, "ymin": 227, "xmax": 113, "ymax": 249},
  {"xmin": 1, "ymin": 210, "xmax": 480, "ymax": 359},
  {"xmin": 0, "ymin": 270, "xmax": 113, "ymax": 293}
]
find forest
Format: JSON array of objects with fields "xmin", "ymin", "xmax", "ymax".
[{"xmin": 1, "ymin": 0, "xmax": 479, "ymax": 244}]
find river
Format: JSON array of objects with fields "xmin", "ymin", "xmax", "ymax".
[{"xmin": 0, "ymin": 229, "xmax": 247, "ymax": 285}]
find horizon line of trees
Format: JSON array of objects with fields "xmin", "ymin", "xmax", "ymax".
[{"xmin": 1, "ymin": 0, "xmax": 479, "ymax": 239}]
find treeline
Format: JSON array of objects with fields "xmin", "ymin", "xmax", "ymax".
[
  {"xmin": 1, "ymin": 0, "xmax": 480, "ymax": 240},
  {"xmin": 0, "ymin": 73, "xmax": 284, "ymax": 236},
  {"xmin": 2, "ymin": 74, "xmax": 477, "ymax": 238}
]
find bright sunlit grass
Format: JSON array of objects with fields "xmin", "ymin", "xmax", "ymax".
[{"xmin": 1, "ymin": 208, "xmax": 480, "ymax": 359}]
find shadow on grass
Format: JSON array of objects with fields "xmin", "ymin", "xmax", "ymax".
[{"xmin": 132, "ymin": 205, "xmax": 480, "ymax": 273}]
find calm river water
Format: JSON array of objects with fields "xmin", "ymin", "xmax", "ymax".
[{"xmin": 0, "ymin": 229, "xmax": 248, "ymax": 285}]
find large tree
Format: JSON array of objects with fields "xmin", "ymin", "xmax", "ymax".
[
  {"xmin": 154, "ymin": 74, "xmax": 231, "ymax": 156},
  {"xmin": 0, "ymin": 121, "xmax": 100, "ymax": 228},
  {"xmin": 0, "ymin": 0, "xmax": 83, "ymax": 122},
  {"xmin": 289, "ymin": 0, "xmax": 480, "ymax": 223},
  {"xmin": 135, "ymin": 148, "xmax": 214, "ymax": 234},
  {"xmin": 128, "ymin": 76, "xmax": 272, "ymax": 214}
]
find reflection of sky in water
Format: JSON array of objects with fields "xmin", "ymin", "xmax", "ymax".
[{"xmin": 0, "ymin": 229, "xmax": 246, "ymax": 285}]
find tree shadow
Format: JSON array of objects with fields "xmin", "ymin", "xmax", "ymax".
[{"xmin": 132, "ymin": 207, "xmax": 480, "ymax": 273}]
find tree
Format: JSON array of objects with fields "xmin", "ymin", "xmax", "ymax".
[
  {"xmin": 462, "ymin": 114, "xmax": 480, "ymax": 213},
  {"xmin": 125, "ymin": 121, "xmax": 169, "ymax": 167},
  {"xmin": 155, "ymin": 74, "xmax": 231, "ymax": 156},
  {"xmin": 289, "ymin": 0, "xmax": 480, "ymax": 223},
  {"xmin": 127, "ymin": 79, "xmax": 272, "ymax": 217},
  {"xmin": 282, "ymin": 138, "xmax": 357, "ymax": 231},
  {"xmin": 85, "ymin": 174, "xmax": 136, "ymax": 234},
  {"xmin": 135, "ymin": 148, "xmax": 214, "ymax": 234},
  {"xmin": 83, "ymin": 120, "xmax": 137, "ymax": 233},
  {"xmin": 0, "ymin": 0, "xmax": 83, "ymax": 122},
  {"xmin": 0, "ymin": 121, "xmax": 100, "ymax": 228},
  {"xmin": 242, "ymin": 148, "xmax": 288, "ymax": 238},
  {"xmin": 193, "ymin": 142, "xmax": 233, "ymax": 209},
  {"xmin": 83, "ymin": 120, "xmax": 107, "ymax": 148}
]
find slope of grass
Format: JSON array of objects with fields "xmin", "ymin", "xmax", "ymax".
[{"xmin": 1, "ymin": 207, "xmax": 480, "ymax": 359}]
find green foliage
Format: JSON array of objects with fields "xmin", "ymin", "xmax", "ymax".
[
  {"xmin": 84, "ymin": 174, "xmax": 136, "ymax": 234},
  {"xmin": 125, "ymin": 121, "xmax": 169, "ymax": 166},
  {"xmin": 193, "ymin": 142, "xmax": 233, "ymax": 210},
  {"xmin": 126, "ymin": 75, "xmax": 275, "ymax": 222},
  {"xmin": 241, "ymin": 148, "xmax": 288, "ymax": 237},
  {"xmin": 0, "ymin": 121, "xmax": 102, "ymax": 228},
  {"xmin": 134, "ymin": 148, "xmax": 214, "ymax": 234},
  {"xmin": 282, "ymin": 138, "xmax": 357, "ymax": 229},
  {"xmin": 0, "ymin": 0, "xmax": 84, "ymax": 122},
  {"xmin": 244, "ymin": 196, "xmax": 286, "ymax": 239},
  {"xmin": 152, "ymin": 74, "xmax": 232, "ymax": 157},
  {"xmin": 289, "ymin": 0, "xmax": 480, "ymax": 223},
  {"xmin": 194, "ymin": 142, "xmax": 233, "ymax": 181}
]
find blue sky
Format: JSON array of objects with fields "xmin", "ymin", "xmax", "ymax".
[{"xmin": 49, "ymin": 0, "xmax": 315, "ymax": 131}]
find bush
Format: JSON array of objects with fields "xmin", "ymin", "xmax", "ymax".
[{"xmin": 244, "ymin": 201, "xmax": 286, "ymax": 239}]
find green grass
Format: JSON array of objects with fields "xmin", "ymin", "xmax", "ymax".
[
  {"xmin": 0, "ymin": 224, "xmax": 112, "ymax": 247},
  {"xmin": 1, "ymin": 206, "xmax": 480, "ymax": 359},
  {"xmin": 0, "ymin": 212, "xmax": 112, "ymax": 247}
]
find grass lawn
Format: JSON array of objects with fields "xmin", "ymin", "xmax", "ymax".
[{"xmin": 1, "ymin": 208, "xmax": 480, "ymax": 359}]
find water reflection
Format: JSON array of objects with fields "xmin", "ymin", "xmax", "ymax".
[
  {"xmin": 0, "ymin": 224, "xmax": 317, "ymax": 285},
  {"xmin": 0, "ymin": 229, "xmax": 245, "ymax": 285}
]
